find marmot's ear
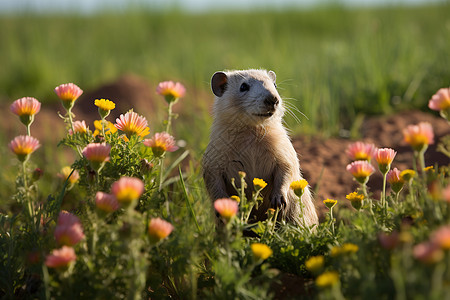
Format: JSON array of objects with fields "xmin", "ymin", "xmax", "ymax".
[
  {"xmin": 211, "ymin": 72, "xmax": 228, "ymax": 97},
  {"xmin": 268, "ymin": 70, "xmax": 276, "ymax": 83}
]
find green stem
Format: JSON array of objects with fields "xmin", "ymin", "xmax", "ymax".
[
  {"xmin": 158, "ymin": 158, "xmax": 164, "ymax": 191},
  {"xmin": 418, "ymin": 148, "xmax": 426, "ymax": 174},
  {"xmin": 68, "ymin": 108, "xmax": 83, "ymax": 157},
  {"xmin": 330, "ymin": 209, "xmax": 335, "ymax": 236},
  {"xmin": 165, "ymin": 101, "xmax": 175, "ymax": 134},
  {"xmin": 244, "ymin": 203, "xmax": 255, "ymax": 223},
  {"xmin": 22, "ymin": 160, "xmax": 34, "ymax": 224},
  {"xmin": 224, "ymin": 222, "xmax": 232, "ymax": 267},
  {"xmin": 273, "ymin": 207, "xmax": 280, "ymax": 232},
  {"xmin": 331, "ymin": 283, "xmax": 346, "ymax": 300},
  {"xmin": 412, "ymin": 151, "xmax": 418, "ymax": 173},
  {"xmin": 382, "ymin": 172, "xmax": 388, "ymax": 218},
  {"xmin": 42, "ymin": 264, "xmax": 51, "ymax": 300},
  {"xmin": 101, "ymin": 118, "xmax": 106, "ymax": 137},
  {"xmin": 26, "ymin": 123, "xmax": 31, "ymax": 136},
  {"xmin": 90, "ymin": 212, "xmax": 98, "ymax": 258}
]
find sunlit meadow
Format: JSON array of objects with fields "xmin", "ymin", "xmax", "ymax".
[{"xmin": 1, "ymin": 3, "xmax": 450, "ymax": 299}]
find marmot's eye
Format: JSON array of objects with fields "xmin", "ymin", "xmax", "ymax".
[
  {"xmin": 274, "ymin": 83, "xmax": 277, "ymax": 88},
  {"xmin": 240, "ymin": 82, "xmax": 250, "ymax": 92}
]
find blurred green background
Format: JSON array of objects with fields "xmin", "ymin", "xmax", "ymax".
[{"xmin": 1, "ymin": 2, "xmax": 449, "ymax": 141}]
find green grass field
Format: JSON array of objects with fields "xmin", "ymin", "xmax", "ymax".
[{"xmin": 1, "ymin": 4, "xmax": 449, "ymax": 139}]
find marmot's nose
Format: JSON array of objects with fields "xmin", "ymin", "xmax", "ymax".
[{"xmin": 264, "ymin": 96, "xmax": 279, "ymax": 109}]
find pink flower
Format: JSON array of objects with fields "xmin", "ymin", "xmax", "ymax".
[
  {"xmin": 386, "ymin": 168, "xmax": 404, "ymax": 194},
  {"xmin": 57, "ymin": 210, "xmax": 80, "ymax": 226},
  {"xmin": 8, "ymin": 135, "xmax": 40, "ymax": 162},
  {"xmin": 111, "ymin": 177, "xmax": 144, "ymax": 205},
  {"xmin": 444, "ymin": 185, "xmax": 450, "ymax": 203},
  {"xmin": 214, "ymin": 198, "xmax": 239, "ymax": 222},
  {"xmin": 148, "ymin": 217, "xmax": 174, "ymax": 243},
  {"xmin": 346, "ymin": 142, "xmax": 376, "ymax": 161},
  {"xmin": 114, "ymin": 111, "xmax": 150, "ymax": 138},
  {"xmin": 143, "ymin": 132, "xmax": 179, "ymax": 157},
  {"xmin": 82, "ymin": 143, "xmax": 111, "ymax": 163},
  {"xmin": 413, "ymin": 242, "xmax": 443, "ymax": 264},
  {"xmin": 45, "ymin": 246, "xmax": 77, "ymax": 268},
  {"xmin": 431, "ymin": 226, "xmax": 450, "ymax": 250},
  {"xmin": 54, "ymin": 211, "xmax": 85, "ymax": 246},
  {"xmin": 54, "ymin": 83, "xmax": 83, "ymax": 102},
  {"xmin": 403, "ymin": 122, "xmax": 434, "ymax": 152},
  {"xmin": 156, "ymin": 81, "xmax": 186, "ymax": 103},
  {"xmin": 54, "ymin": 83, "xmax": 83, "ymax": 111},
  {"xmin": 375, "ymin": 148, "xmax": 397, "ymax": 174},
  {"xmin": 428, "ymin": 88, "xmax": 450, "ymax": 111},
  {"xmin": 69, "ymin": 120, "xmax": 88, "ymax": 135},
  {"xmin": 10, "ymin": 97, "xmax": 41, "ymax": 117},
  {"xmin": 346, "ymin": 160, "xmax": 375, "ymax": 184},
  {"xmin": 95, "ymin": 192, "xmax": 119, "ymax": 213}
]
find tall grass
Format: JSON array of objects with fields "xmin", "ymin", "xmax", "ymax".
[{"xmin": 0, "ymin": 4, "xmax": 449, "ymax": 139}]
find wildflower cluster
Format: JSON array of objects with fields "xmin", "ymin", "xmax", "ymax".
[
  {"xmin": 298, "ymin": 86, "xmax": 449, "ymax": 299},
  {"xmin": 3, "ymin": 80, "xmax": 189, "ymax": 299}
]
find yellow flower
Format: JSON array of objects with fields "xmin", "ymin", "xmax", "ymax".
[
  {"xmin": 230, "ymin": 195, "xmax": 240, "ymax": 203},
  {"xmin": 253, "ymin": 178, "xmax": 267, "ymax": 191},
  {"xmin": 93, "ymin": 120, "xmax": 118, "ymax": 136},
  {"xmin": 400, "ymin": 169, "xmax": 416, "ymax": 182},
  {"xmin": 342, "ymin": 243, "xmax": 359, "ymax": 254},
  {"xmin": 323, "ymin": 199, "xmax": 337, "ymax": 209},
  {"xmin": 267, "ymin": 208, "xmax": 276, "ymax": 218},
  {"xmin": 346, "ymin": 192, "xmax": 364, "ymax": 210},
  {"xmin": 94, "ymin": 99, "xmax": 115, "ymax": 111},
  {"xmin": 316, "ymin": 271, "xmax": 339, "ymax": 288},
  {"xmin": 95, "ymin": 99, "xmax": 116, "ymax": 119},
  {"xmin": 423, "ymin": 166, "xmax": 434, "ymax": 172},
  {"xmin": 330, "ymin": 246, "xmax": 342, "ymax": 257},
  {"xmin": 251, "ymin": 243, "xmax": 273, "ymax": 261},
  {"xmin": 290, "ymin": 179, "xmax": 308, "ymax": 197},
  {"xmin": 331, "ymin": 243, "xmax": 358, "ymax": 257},
  {"xmin": 346, "ymin": 192, "xmax": 364, "ymax": 202},
  {"xmin": 305, "ymin": 255, "xmax": 324, "ymax": 273}
]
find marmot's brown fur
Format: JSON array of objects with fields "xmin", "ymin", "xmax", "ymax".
[{"xmin": 202, "ymin": 69, "xmax": 318, "ymax": 227}]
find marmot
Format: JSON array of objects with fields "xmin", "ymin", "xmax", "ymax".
[{"xmin": 202, "ymin": 69, "xmax": 318, "ymax": 227}]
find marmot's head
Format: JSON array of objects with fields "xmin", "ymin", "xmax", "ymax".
[{"xmin": 211, "ymin": 69, "xmax": 284, "ymax": 126}]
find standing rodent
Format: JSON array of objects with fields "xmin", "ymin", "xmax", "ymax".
[{"xmin": 202, "ymin": 69, "xmax": 318, "ymax": 227}]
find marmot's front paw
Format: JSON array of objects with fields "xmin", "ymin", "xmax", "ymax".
[{"xmin": 271, "ymin": 193, "xmax": 286, "ymax": 208}]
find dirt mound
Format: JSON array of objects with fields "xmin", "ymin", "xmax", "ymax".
[
  {"xmin": 73, "ymin": 73, "xmax": 161, "ymax": 124},
  {"xmin": 295, "ymin": 110, "xmax": 449, "ymax": 217}
]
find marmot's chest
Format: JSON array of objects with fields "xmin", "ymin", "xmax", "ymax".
[{"xmin": 224, "ymin": 135, "xmax": 278, "ymax": 179}]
